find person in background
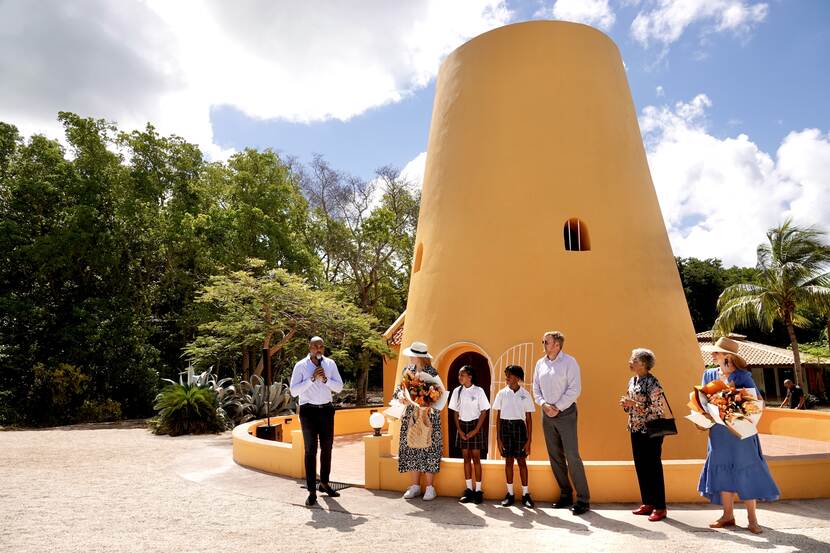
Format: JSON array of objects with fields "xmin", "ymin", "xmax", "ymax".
[{"xmin": 780, "ymin": 379, "xmax": 806, "ymax": 409}]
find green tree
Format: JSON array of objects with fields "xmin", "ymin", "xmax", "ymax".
[
  {"xmin": 302, "ymin": 157, "xmax": 419, "ymax": 403},
  {"xmin": 714, "ymin": 220, "xmax": 830, "ymax": 392},
  {"xmin": 676, "ymin": 257, "xmax": 757, "ymax": 331},
  {"xmin": 184, "ymin": 260, "xmax": 389, "ymax": 381}
]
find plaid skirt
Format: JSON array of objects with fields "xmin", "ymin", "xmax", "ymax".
[
  {"xmin": 499, "ymin": 419, "xmax": 528, "ymax": 458},
  {"xmin": 456, "ymin": 419, "xmax": 487, "ymax": 451}
]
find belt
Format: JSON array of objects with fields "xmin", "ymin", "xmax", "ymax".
[{"xmin": 301, "ymin": 402, "xmax": 333, "ymax": 408}]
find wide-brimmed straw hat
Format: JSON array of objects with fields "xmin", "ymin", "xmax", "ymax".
[
  {"xmin": 702, "ymin": 337, "xmax": 747, "ymax": 369},
  {"xmin": 402, "ymin": 341, "xmax": 432, "ymax": 359}
]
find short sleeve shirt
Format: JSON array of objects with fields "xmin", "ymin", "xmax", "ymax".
[
  {"xmin": 448, "ymin": 385, "xmax": 490, "ymax": 421},
  {"xmin": 492, "ymin": 385, "xmax": 536, "ymax": 420}
]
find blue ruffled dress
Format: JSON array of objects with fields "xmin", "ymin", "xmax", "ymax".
[{"xmin": 697, "ymin": 368, "xmax": 780, "ymax": 504}]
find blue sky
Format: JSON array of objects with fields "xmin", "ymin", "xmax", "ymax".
[
  {"xmin": 1, "ymin": 0, "xmax": 828, "ymax": 265},
  {"xmin": 209, "ymin": 0, "xmax": 829, "ymax": 180}
]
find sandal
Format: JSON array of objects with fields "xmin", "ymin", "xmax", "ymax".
[
  {"xmin": 747, "ymin": 522, "xmax": 763, "ymax": 534},
  {"xmin": 709, "ymin": 518, "xmax": 736, "ymax": 528}
]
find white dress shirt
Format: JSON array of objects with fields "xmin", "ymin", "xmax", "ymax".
[
  {"xmin": 492, "ymin": 385, "xmax": 536, "ymax": 420},
  {"xmin": 532, "ymin": 351, "xmax": 582, "ymax": 411},
  {"xmin": 448, "ymin": 384, "xmax": 490, "ymax": 422},
  {"xmin": 289, "ymin": 355, "xmax": 343, "ymax": 405}
]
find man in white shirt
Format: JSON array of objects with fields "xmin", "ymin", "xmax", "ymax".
[
  {"xmin": 532, "ymin": 330, "xmax": 590, "ymax": 515},
  {"xmin": 290, "ymin": 336, "xmax": 344, "ymax": 507}
]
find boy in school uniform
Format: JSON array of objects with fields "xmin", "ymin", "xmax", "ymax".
[
  {"xmin": 448, "ymin": 365, "xmax": 491, "ymax": 504},
  {"xmin": 492, "ymin": 364, "xmax": 535, "ymax": 508}
]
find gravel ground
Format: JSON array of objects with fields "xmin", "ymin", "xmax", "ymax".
[{"xmin": 1, "ymin": 424, "xmax": 829, "ymax": 553}]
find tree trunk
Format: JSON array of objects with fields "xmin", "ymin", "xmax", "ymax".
[
  {"xmin": 241, "ymin": 349, "xmax": 250, "ymax": 381},
  {"xmin": 355, "ymin": 350, "xmax": 372, "ymax": 406},
  {"xmin": 785, "ymin": 313, "xmax": 809, "ymax": 394}
]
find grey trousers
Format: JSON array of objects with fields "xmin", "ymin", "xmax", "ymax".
[{"xmin": 542, "ymin": 404, "xmax": 590, "ymax": 503}]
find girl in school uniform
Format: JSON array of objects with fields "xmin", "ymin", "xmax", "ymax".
[
  {"xmin": 449, "ymin": 365, "xmax": 491, "ymax": 504},
  {"xmin": 492, "ymin": 364, "xmax": 535, "ymax": 508}
]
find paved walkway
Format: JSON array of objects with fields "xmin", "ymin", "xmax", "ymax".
[{"xmin": 2, "ymin": 424, "xmax": 829, "ymax": 552}]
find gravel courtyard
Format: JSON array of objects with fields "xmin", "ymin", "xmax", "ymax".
[{"xmin": 2, "ymin": 423, "xmax": 829, "ymax": 553}]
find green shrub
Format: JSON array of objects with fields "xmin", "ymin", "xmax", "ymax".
[
  {"xmin": 152, "ymin": 383, "xmax": 225, "ymax": 436},
  {"xmin": 77, "ymin": 399, "xmax": 123, "ymax": 422},
  {"xmin": 26, "ymin": 363, "xmax": 89, "ymax": 426}
]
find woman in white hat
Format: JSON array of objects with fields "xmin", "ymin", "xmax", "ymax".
[
  {"xmin": 394, "ymin": 341, "xmax": 448, "ymax": 501},
  {"xmin": 698, "ymin": 337, "xmax": 779, "ymax": 534}
]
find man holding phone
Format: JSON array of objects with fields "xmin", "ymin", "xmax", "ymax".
[{"xmin": 290, "ymin": 336, "xmax": 344, "ymax": 506}]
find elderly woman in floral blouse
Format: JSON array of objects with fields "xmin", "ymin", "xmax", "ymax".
[{"xmin": 619, "ymin": 348, "xmax": 669, "ymax": 521}]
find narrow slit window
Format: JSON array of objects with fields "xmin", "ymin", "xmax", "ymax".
[
  {"xmin": 413, "ymin": 242, "xmax": 424, "ymax": 273},
  {"xmin": 563, "ymin": 218, "xmax": 590, "ymax": 251}
]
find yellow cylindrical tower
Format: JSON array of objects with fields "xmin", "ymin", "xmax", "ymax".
[{"xmin": 399, "ymin": 21, "xmax": 705, "ymax": 461}]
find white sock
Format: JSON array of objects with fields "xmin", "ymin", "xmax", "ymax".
[
  {"xmin": 465, "ymin": 479, "xmax": 473, "ymax": 490},
  {"xmin": 475, "ymin": 481, "xmax": 482, "ymax": 492},
  {"xmin": 410, "ymin": 484, "xmax": 421, "ymax": 491},
  {"xmin": 425, "ymin": 485, "xmax": 434, "ymax": 492},
  {"xmin": 522, "ymin": 485, "xmax": 529, "ymax": 495},
  {"xmin": 506, "ymin": 483, "xmax": 514, "ymax": 495}
]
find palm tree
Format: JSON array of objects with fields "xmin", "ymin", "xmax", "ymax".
[{"xmin": 714, "ymin": 220, "xmax": 830, "ymax": 393}]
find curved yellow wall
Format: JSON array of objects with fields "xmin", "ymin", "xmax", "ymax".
[{"xmin": 398, "ymin": 20, "xmax": 706, "ymax": 460}]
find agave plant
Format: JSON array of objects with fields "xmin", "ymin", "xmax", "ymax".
[
  {"xmin": 237, "ymin": 375, "xmax": 296, "ymax": 423},
  {"xmin": 151, "ymin": 382, "xmax": 226, "ymax": 436}
]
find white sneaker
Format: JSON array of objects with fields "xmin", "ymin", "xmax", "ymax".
[
  {"xmin": 422, "ymin": 486, "xmax": 437, "ymax": 501},
  {"xmin": 403, "ymin": 485, "xmax": 422, "ymax": 499}
]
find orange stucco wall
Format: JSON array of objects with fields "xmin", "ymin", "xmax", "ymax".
[{"xmin": 395, "ymin": 20, "xmax": 706, "ymax": 461}]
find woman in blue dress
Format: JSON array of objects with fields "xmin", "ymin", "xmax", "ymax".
[{"xmin": 698, "ymin": 337, "xmax": 779, "ymax": 534}]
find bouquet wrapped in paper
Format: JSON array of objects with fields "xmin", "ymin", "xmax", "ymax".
[
  {"xmin": 384, "ymin": 368, "xmax": 447, "ymax": 420},
  {"xmin": 685, "ymin": 379, "xmax": 763, "ymax": 439}
]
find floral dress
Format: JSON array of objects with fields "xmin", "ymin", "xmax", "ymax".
[{"xmin": 394, "ymin": 365, "xmax": 443, "ymax": 473}]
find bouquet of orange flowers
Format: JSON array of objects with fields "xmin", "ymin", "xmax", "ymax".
[
  {"xmin": 402, "ymin": 370, "xmax": 443, "ymax": 407},
  {"xmin": 685, "ymin": 379, "xmax": 763, "ymax": 439}
]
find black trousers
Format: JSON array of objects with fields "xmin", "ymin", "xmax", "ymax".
[
  {"xmin": 630, "ymin": 431, "xmax": 666, "ymax": 509},
  {"xmin": 299, "ymin": 403, "xmax": 335, "ymax": 495}
]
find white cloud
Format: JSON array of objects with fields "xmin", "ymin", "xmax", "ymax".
[
  {"xmin": 536, "ymin": 0, "xmax": 616, "ymax": 31},
  {"xmin": 401, "ymin": 151, "xmax": 428, "ymax": 188},
  {"xmin": 631, "ymin": 0, "xmax": 768, "ymax": 48},
  {"xmin": 641, "ymin": 95, "xmax": 829, "ymax": 267},
  {"xmin": 656, "ymin": 85, "xmax": 665, "ymax": 97},
  {"xmin": 0, "ymin": 0, "xmax": 511, "ymax": 159}
]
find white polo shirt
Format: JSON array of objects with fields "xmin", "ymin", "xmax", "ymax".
[
  {"xmin": 448, "ymin": 384, "xmax": 490, "ymax": 422},
  {"xmin": 492, "ymin": 385, "xmax": 536, "ymax": 421}
]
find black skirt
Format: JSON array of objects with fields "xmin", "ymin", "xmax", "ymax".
[
  {"xmin": 499, "ymin": 419, "xmax": 528, "ymax": 458},
  {"xmin": 456, "ymin": 419, "xmax": 487, "ymax": 451}
]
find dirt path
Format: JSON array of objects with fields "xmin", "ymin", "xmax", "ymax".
[{"xmin": 1, "ymin": 426, "xmax": 829, "ymax": 552}]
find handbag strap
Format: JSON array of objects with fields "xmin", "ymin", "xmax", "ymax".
[{"xmin": 642, "ymin": 376, "xmax": 674, "ymax": 418}]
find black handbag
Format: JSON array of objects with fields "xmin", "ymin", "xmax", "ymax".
[{"xmin": 645, "ymin": 392, "xmax": 678, "ymax": 438}]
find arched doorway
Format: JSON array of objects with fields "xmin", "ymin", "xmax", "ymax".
[{"xmin": 445, "ymin": 351, "xmax": 492, "ymax": 459}]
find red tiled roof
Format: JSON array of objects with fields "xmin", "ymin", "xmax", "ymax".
[
  {"xmin": 699, "ymin": 340, "xmax": 829, "ymax": 368},
  {"xmin": 383, "ymin": 311, "xmax": 405, "ymax": 347},
  {"xmin": 696, "ymin": 330, "xmax": 746, "ymax": 342}
]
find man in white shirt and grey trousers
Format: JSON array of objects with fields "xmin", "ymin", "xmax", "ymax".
[
  {"xmin": 532, "ymin": 330, "xmax": 591, "ymax": 515},
  {"xmin": 290, "ymin": 336, "xmax": 344, "ymax": 507}
]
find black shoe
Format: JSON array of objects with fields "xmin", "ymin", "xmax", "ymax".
[
  {"xmin": 522, "ymin": 493, "xmax": 535, "ymax": 508},
  {"xmin": 305, "ymin": 494, "xmax": 317, "ymax": 507},
  {"xmin": 459, "ymin": 488, "xmax": 474, "ymax": 503},
  {"xmin": 553, "ymin": 496, "xmax": 573, "ymax": 509},
  {"xmin": 500, "ymin": 493, "xmax": 515, "ymax": 507},
  {"xmin": 474, "ymin": 490, "xmax": 483, "ymax": 504},
  {"xmin": 571, "ymin": 501, "xmax": 590, "ymax": 515},
  {"xmin": 318, "ymin": 483, "xmax": 340, "ymax": 497}
]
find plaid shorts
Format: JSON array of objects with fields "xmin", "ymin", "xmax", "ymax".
[
  {"xmin": 456, "ymin": 419, "xmax": 487, "ymax": 451},
  {"xmin": 499, "ymin": 419, "xmax": 528, "ymax": 458}
]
